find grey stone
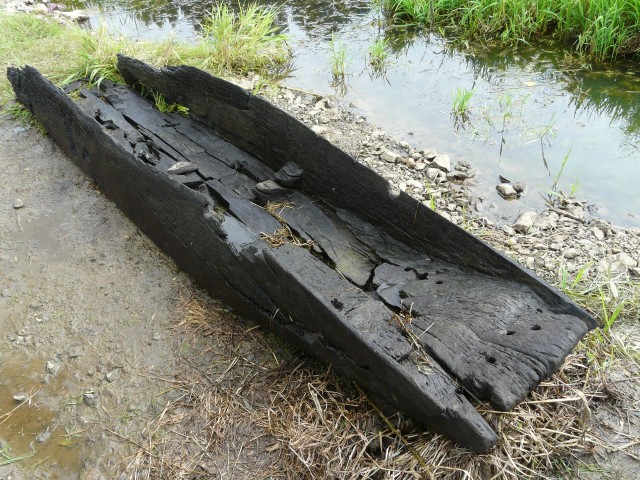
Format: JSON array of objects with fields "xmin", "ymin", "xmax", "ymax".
[
  {"xmin": 403, "ymin": 158, "xmax": 416, "ymax": 169},
  {"xmin": 167, "ymin": 161, "xmax": 197, "ymax": 174},
  {"xmin": 46, "ymin": 360, "xmax": 59, "ymax": 374},
  {"xmin": 563, "ymin": 248, "xmax": 580, "ymax": 259},
  {"xmin": 501, "ymin": 225, "xmax": 515, "ymax": 236},
  {"xmin": 414, "ymin": 162, "xmax": 426, "ymax": 171},
  {"xmin": 105, "ymin": 369, "xmax": 121, "ymax": 383},
  {"xmin": 426, "ymin": 168, "xmax": 440, "ymax": 181},
  {"xmin": 592, "ymin": 227, "xmax": 605, "ymax": 241},
  {"xmin": 13, "ymin": 394, "xmax": 27, "ymax": 402},
  {"xmin": 534, "ymin": 215, "xmax": 557, "ymax": 230},
  {"xmin": 447, "ymin": 171, "xmax": 469, "ymax": 182},
  {"xmin": 310, "ymin": 125, "xmax": 326, "ymax": 135},
  {"xmin": 513, "ymin": 211, "xmax": 537, "ymax": 234},
  {"xmin": 431, "ymin": 154, "xmax": 451, "ymax": 173},
  {"xmin": 496, "ymin": 184, "xmax": 519, "ymax": 200},
  {"xmin": 423, "ymin": 150, "xmax": 437, "ymax": 160},
  {"xmin": 512, "ymin": 182, "xmax": 526, "ymax": 193},
  {"xmin": 380, "ymin": 150, "xmax": 399, "ymax": 164},
  {"xmin": 83, "ymin": 391, "xmax": 98, "ymax": 407},
  {"xmin": 13, "ymin": 199, "xmax": 24, "ymax": 209}
]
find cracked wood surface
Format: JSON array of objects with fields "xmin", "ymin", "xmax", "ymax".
[{"xmin": 8, "ymin": 60, "xmax": 597, "ymax": 452}]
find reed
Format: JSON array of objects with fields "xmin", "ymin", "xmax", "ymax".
[{"xmin": 385, "ymin": 0, "xmax": 640, "ymax": 61}]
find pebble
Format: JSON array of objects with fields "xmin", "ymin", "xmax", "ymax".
[
  {"xmin": 592, "ymin": 227, "xmax": 605, "ymax": 241},
  {"xmin": 380, "ymin": 149, "xmax": 399, "ymax": 164},
  {"xmin": 310, "ymin": 125, "xmax": 326, "ymax": 135},
  {"xmin": 423, "ymin": 150, "xmax": 437, "ymax": 160},
  {"xmin": 447, "ymin": 171, "xmax": 469, "ymax": 182},
  {"xmin": 13, "ymin": 394, "xmax": 27, "ymax": 402},
  {"xmin": 496, "ymin": 184, "xmax": 519, "ymax": 200},
  {"xmin": 431, "ymin": 154, "xmax": 451, "ymax": 173},
  {"xmin": 501, "ymin": 225, "xmax": 516, "ymax": 236},
  {"xmin": 513, "ymin": 182, "xmax": 526, "ymax": 193},
  {"xmin": 46, "ymin": 360, "xmax": 59, "ymax": 374},
  {"xmin": 167, "ymin": 161, "xmax": 197, "ymax": 174},
  {"xmin": 414, "ymin": 162, "xmax": 426, "ymax": 171},
  {"xmin": 403, "ymin": 158, "xmax": 416, "ymax": 169},
  {"xmin": 105, "ymin": 368, "xmax": 121, "ymax": 383},
  {"xmin": 83, "ymin": 391, "xmax": 98, "ymax": 407},
  {"xmin": 563, "ymin": 248, "xmax": 580, "ymax": 259},
  {"xmin": 513, "ymin": 211, "xmax": 537, "ymax": 234},
  {"xmin": 426, "ymin": 168, "xmax": 440, "ymax": 181},
  {"xmin": 36, "ymin": 431, "xmax": 51, "ymax": 444},
  {"xmin": 13, "ymin": 199, "xmax": 24, "ymax": 209},
  {"xmin": 534, "ymin": 215, "xmax": 557, "ymax": 230}
]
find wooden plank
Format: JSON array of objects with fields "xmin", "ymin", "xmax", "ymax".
[
  {"xmin": 116, "ymin": 54, "xmax": 595, "ymax": 329},
  {"xmin": 8, "ymin": 65, "xmax": 498, "ymax": 452},
  {"xmin": 260, "ymin": 190, "xmax": 380, "ymax": 288}
]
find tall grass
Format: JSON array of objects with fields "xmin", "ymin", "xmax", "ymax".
[
  {"xmin": 0, "ymin": 4, "xmax": 289, "ymax": 106},
  {"xmin": 385, "ymin": 0, "xmax": 640, "ymax": 61},
  {"xmin": 199, "ymin": 2, "xmax": 290, "ymax": 74},
  {"xmin": 329, "ymin": 34, "xmax": 349, "ymax": 79}
]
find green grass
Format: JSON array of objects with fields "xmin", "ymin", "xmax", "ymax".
[
  {"xmin": 384, "ymin": 0, "xmax": 640, "ymax": 61},
  {"xmin": 198, "ymin": 2, "xmax": 290, "ymax": 74},
  {"xmin": 368, "ymin": 36, "xmax": 391, "ymax": 70},
  {"xmin": 329, "ymin": 34, "xmax": 349, "ymax": 79},
  {"xmin": 452, "ymin": 86, "xmax": 474, "ymax": 117},
  {"xmin": 1, "ymin": 4, "xmax": 290, "ymax": 108}
]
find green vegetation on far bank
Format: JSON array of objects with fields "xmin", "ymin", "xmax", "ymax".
[
  {"xmin": 0, "ymin": 3, "xmax": 290, "ymax": 107},
  {"xmin": 385, "ymin": 0, "xmax": 640, "ymax": 61}
]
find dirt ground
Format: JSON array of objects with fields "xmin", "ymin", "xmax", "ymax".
[
  {"xmin": 0, "ymin": 114, "xmax": 287, "ymax": 479},
  {"xmin": 0, "ymin": 113, "xmax": 186, "ymax": 478}
]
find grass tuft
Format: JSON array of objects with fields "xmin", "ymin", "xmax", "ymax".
[
  {"xmin": 329, "ymin": 33, "xmax": 349, "ymax": 80},
  {"xmin": 199, "ymin": 2, "xmax": 291, "ymax": 75}
]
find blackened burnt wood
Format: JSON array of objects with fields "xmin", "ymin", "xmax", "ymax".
[
  {"xmin": 9, "ymin": 61, "xmax": 599, "ymax": 451},
  {"xmin": 116, "ymin": 54, "xmax": 595, "ymax": 329},
  {"xmin": 8, "ymin": 65, "xmax": 500, "ymax": 452}
]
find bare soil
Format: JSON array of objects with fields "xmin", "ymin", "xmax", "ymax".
[{"xmin": 0, "ymin": 114, "xmax": 283, "ymax": 479}]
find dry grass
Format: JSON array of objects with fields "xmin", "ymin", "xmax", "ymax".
[
  {"xmin": 114, "ymin": 289, "xmax": 639, "ymax": 479},
  {"xmin": 261, "ymin": 202, "xmax": 317, "ymax": 250}
]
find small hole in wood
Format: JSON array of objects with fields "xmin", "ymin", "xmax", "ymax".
[
  {"xmin": 506, "ymin": 330, "xmax": 515, "ymax": 335},
  {"xmin": 536, "ymin": 308, "xmax": 543, "ymax": 313},
  {"xmin": 455, "ymin": 387, "xmax": 464, "ymax": 395},
  {"xmin": 486, "ymin": 356, "xmax": 497, "ymax": 364},
  {"xmin": 435, "ymin": 280, "xmax": 443, "ymax": 285},
  {"xmin": 404, "ymin": 267, "xmax": 413, "ymax": 272},
  {"xmin": 531, "ymin": 325, "xmax": 541, "ymax": 331}
]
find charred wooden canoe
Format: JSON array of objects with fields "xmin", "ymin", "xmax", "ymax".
[{"xmin": 7, "ymin": 56, "xmax": 597, "ymax": 452}]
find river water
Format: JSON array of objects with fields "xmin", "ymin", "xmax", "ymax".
[{"xmin": 62, "ymin": 0, "xmax": 640, "ymax": 228}]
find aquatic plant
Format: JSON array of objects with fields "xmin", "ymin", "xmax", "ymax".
[
  {"xmin": 368, "ymin": 36, "xmax": 390, "ymax": 70},
  {"xmin": 451, "ymin": 86, "xmax": 474, "ymax": 117},
  {"xmin": 384, "ymin": 0, "xmax": 640, "ymax": 61},
  {"xmin": 199, "ymin": 2, "xmax": 290, "ymax": 74},
  {"xmin": 329, "ymin": 34, "xmax": 349, "ymax": 79}
]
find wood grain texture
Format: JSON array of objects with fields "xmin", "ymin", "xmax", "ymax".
[
  {"xmin": 8, "ymin": 65, "xmax": 503, "ymax": 452},
  {"xmin": 9, "ymin": 59, "xmax": 601, "ymax": 451},
  {"xmin": 116, "ymin": 55, "xmax": 595, "ymax": 330}
]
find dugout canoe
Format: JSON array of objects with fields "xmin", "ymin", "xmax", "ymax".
[{"xmin": 7, "ymin": 56, "xmax": 597, "ymax": 452}]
